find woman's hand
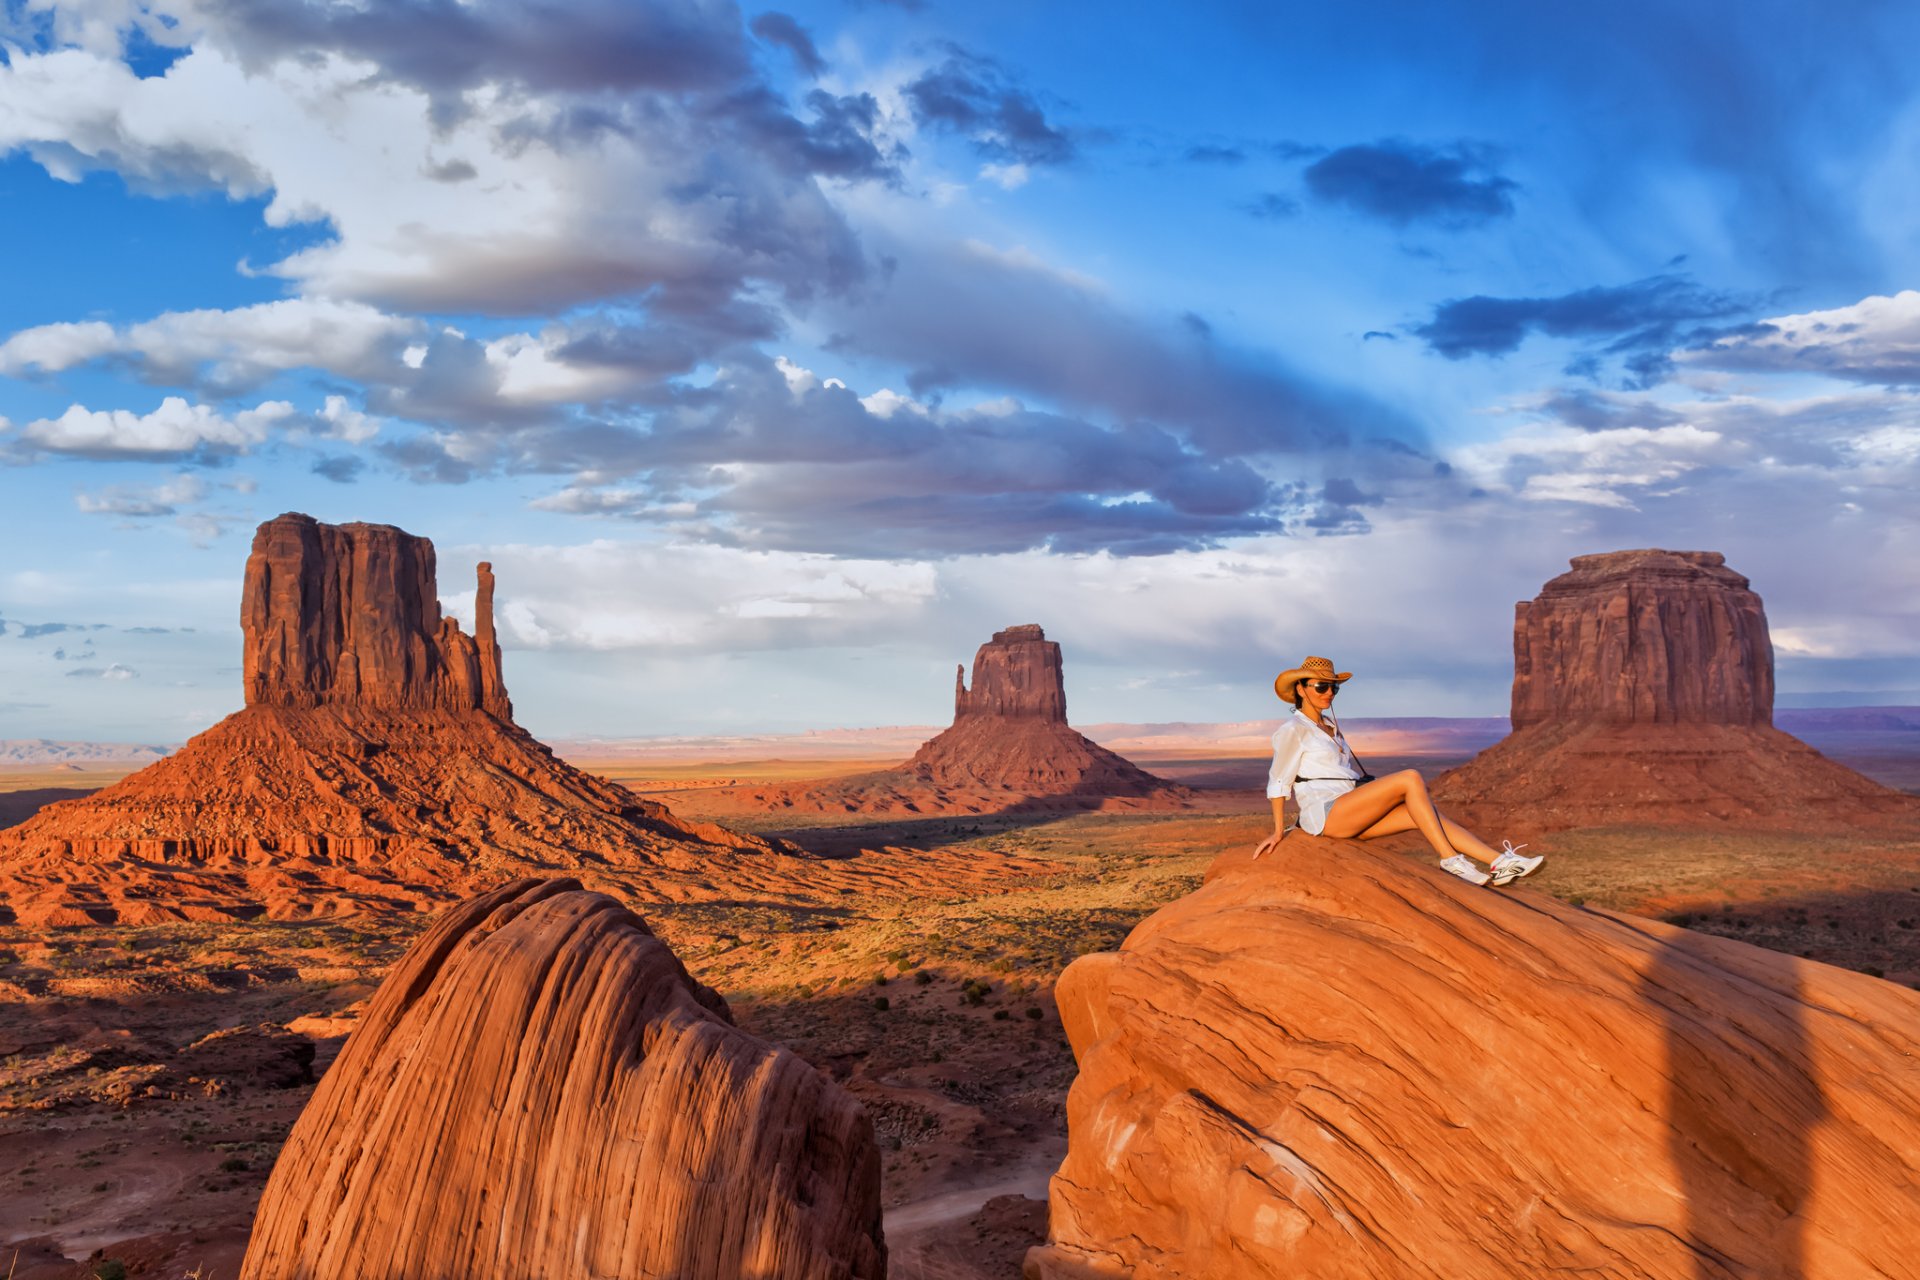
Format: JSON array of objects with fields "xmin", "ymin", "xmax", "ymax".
[{"xmin": 1253, "ymin": 829, "xmax": 1284, "ymax": 859}]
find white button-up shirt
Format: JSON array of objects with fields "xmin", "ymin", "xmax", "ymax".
[{"xmin": 1266, "ymin": 709, "xmax": 1364, "ymax": 801}]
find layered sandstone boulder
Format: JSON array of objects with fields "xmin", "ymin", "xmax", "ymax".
[
  {"xmin": 1438, "ymin": 549, "xmax": 1913, "ymax": 830},
  {"xmin": 1027, "ymin": 834, "xmax": 1920, "ymax": 1279},
  {"xmin": 243, "ymin": 877, "xmax": 884, "ymax": 1280},
  {"xmin": 0, "ymin": 514, "xmax": 800, "ymax": 925},
  {"xmin": 712, "ymin": 625, "xmax": 1190, "ymax": 815}
]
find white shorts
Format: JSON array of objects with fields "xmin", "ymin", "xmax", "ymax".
[{"xmin": 1295, "ymin": 779, "xmax": 1357, "ymax": 836}]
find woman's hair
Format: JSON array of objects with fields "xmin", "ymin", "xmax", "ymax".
[{"xmin": 1289, "ymin": 687, "xmax": 1303, "ymax": 709}]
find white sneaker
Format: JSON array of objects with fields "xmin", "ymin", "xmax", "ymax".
[
  {"xmin": 1489, "ymin": 841, "xmax": 1543, "ymax": 887},
  {"xmin": 1440, "ymin": 854, "xmax": 1491, "ymax": 886}
]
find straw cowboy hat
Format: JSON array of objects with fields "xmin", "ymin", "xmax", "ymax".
[{"xmin": 1273, "ymin": 656, "xmax": 1353, "ymax": 703}]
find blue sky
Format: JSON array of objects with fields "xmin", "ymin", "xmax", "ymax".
[{"xmin": 3, "ymin": 0, "xmax": 1919, "ymax": 742}]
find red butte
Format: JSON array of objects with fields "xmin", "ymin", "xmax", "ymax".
[
  {"xmin": 717, "ymin": 624, "xmax": 1191, "ymax": 815},
  {"xmin": 1437, "ymin": 549, "xmax": 1914, "ymax": 831},
  {"xmin": 243, "ymin": 877, "xmax": 885, "ymax": 1280},
  {"xmin": 1027, "ymin": 835, "xmax": 1920, "ymax": 1278},
  {"xmin": 0, "ymin": 514, "xmax": 797, "ymax": 926}
]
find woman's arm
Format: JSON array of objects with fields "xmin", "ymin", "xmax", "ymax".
[
  {"xmin": 1254, "ymin": 795, "xmax": 1289, "ymax": 858},
  {"xmin": 1255, "ymin": 724, "xmax": 1306, "ymax": 858}
]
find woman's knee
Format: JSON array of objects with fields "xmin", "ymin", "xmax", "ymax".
[{"xmin": 1393, "ymin": 767, "xmax": 1426, "ymax": 791}]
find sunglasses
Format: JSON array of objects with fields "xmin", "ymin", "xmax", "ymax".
[{"xmin": 1306, "ymin": 680, "xmax": 1341, "ymax": 695}]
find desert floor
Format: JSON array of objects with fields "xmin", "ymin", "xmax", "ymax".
[{"xmin": 3, "ymin": 746, "xmax": 1919, "ymax": 1279}]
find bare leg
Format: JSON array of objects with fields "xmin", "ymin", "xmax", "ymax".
[
  {"xmin": 1320, "ymin": 770, "xmax": 1459, "ymax": 860},
  {"xmin": 1349, "ymin": 805, "xmax": 1499, "ymax": 863}
]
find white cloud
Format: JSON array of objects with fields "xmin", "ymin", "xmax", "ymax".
[
  {"xmin": 19, "ymin": 396, "xmax": 279, "ymax": 457},
  {"xmin": 1680, "ymin": 290, "xmax": 1920, "ymax": 384},
  {"xmin": 0, "ymin": 298, "xmax": 418, "ymax": 389},
  {"xmin": 74, "ymin": 472, "xmax": 208, "ymax": 516},
  {"xmin": 447, "ymin": 538, "xmax": 940, "ymax": 653}
]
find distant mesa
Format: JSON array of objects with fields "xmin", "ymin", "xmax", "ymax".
[
  {"xmin": 1436, "ymin": 549, "xmax": 1916, "ymax": 830},
  {"xmin": 0, "ymin": 513, "xmax": 803, "ymax": 926},
  {"xmin": 243, "ymin": 877, "xmax": 885, "ymax": 1279},
  {"xmin": 715, "ymin": 624, "xmax": 1192, "ymax": 816},
  {"xmin": 1027, "ymin": 834, "xmax": 1920, "ymax": 1277}
]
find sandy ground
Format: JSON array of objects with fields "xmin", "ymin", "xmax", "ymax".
[{"xmin": 2, "ymin": 744, "xmax": 1919, "ymax": 1278}]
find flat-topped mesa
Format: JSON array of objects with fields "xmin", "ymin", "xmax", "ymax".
[
  {"xmin": 953, "ymin": 623, "xmax": 1067, "ymax": 722},
  {"xmin": 1513, "ymin": 548, "xmax": 1772, "ymax": 728},
  {"xmin": 242, "ymin": 512, "xmax": 512, "ymax": 719}
]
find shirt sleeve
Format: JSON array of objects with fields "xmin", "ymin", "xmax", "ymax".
[{"xmin": 1266, "ymin": 722, "xmax": 1308, "ymax": 800}]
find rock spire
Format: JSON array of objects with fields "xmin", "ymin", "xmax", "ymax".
[{"xmin": 953, "ymin": 624, "xmax": 1068, "ymax": 721}]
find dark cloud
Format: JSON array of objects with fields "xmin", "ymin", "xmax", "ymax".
[
  {"xmin": 1244, "ymin": 193, "xmax": 1299, "ymax": 221},
  {"xmin": 205, "ymin": 0, "xmax": 749, "ymax": 98},
  {"xmin": 1303, "ymin": 139, "xmax": 1516, "ymax": 228},
  {"xmin": 311, "ymin": 455, "xmax": 366, "ymax": 483},
  {"xmin": 398, "ymin": 353, "xmax": 1293, "ymax": 556},
  {"xmin": 816, "ymin": 233, "xmax": 1421, "ymax": 458},
  {"xmin": 1415, "ymin": 273, "xmax": 1746, "ymax": 363},
  {"xmin": 749, "ymin": 11, "xmax": 826, "ymax": 78},
  {"xmin": 903, "ymin": 46, "xmax": 1076, "ymax": 166},
  {"xmin": 1362, "ymin": 330, "xmax": 1397, "ymax": 341},
  {"xmin": 707, "ymin": 87, "xmax": 901, "ymax": 182},
  {"xmin": 14, "ymin": 622, "xmax": 106, "ymax": 639}
]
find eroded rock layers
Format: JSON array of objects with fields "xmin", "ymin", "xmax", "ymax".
[
  {"xmin": 1437, "ymin": 549, "xmax": 1913, "ymax": 829},
  {"xmin": 1026, "ymin": 835, "xmax": 1920, "ymax": 1279},
  {"xmin": 242, "ymin": 878, "xmax": 885, "ymax": 1280},
  {"xmin": 0, "ymin": 514, "xmax": 797, "ymax": 925}
]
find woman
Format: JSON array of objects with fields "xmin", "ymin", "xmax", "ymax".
[{"xmin": 1253, "ymin": 656, "xmax": 1543, "ymax": 887}]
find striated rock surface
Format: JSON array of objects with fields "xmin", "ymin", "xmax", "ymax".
[
  {"xmin": 1027, "ymin": 834, "xmax": 1920, "ymax": 1279},
  {"xmin": 244, "ymin": 514, "xmax": 512, "ymax": 718},
  {"xmin": 1439, "ymin": 550, "xmax": 1915, "ymax": 830},
  {"xmin": 242, "ymin": 877, "xmax": 884, "ymax": 1280},
  {"xmin": 712, "ymin": 625, "xmax": 1190, "ymax": 816},
  {"xmin": 952, "ymin": 623, "xmax": 1067, "ymax": 721},
  {"xmin": 1512, "ymin": 549, "xmax": 1772, "ymax": 728},
  {"xmin": 0, "ymin": 514, "xmax": 805, "ymax": 926}
]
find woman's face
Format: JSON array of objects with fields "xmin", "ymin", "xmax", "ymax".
[{"xmin": 1302, "ymin": 679, "xmax": 1340, "ymax": 713}]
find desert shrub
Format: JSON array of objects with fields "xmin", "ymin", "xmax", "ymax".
[
  {"xmin": 1025, "ymin": 1007, "xmax": 1043, "ymax": 1020},
  {"xmin": 874, "ymin": 973, "xmax": 889, "ymax": 986},
  {"xmin": 218, "ymin": 1156, "xmax": 249, "ymax": 1172},
  {"xmin": 993, "ymin": 1009, "xmax": 1010, "ymax": 1020},
  {"xmin": 913, "ymin": 970, "xmax": 933, "ymax": 986},
  {"xmin": 873, "ymin": 996, "xmax": 891, "ymax": 1011},
  {"xmin": 94, "ymin": 1262, "xmax": 128, "ymax": 1280}
]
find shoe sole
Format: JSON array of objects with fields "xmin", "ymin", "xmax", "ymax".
[{"xmin": 1491, "ymin": 861, "xmax": 1543, "ymax": 887}]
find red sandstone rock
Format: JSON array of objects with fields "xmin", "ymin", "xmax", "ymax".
[
  {"xmin": 953, "ymin": 623, "xmax": 1067, "ymax": 721},
  {"xmin": 243, "ymin": 513, "xmax": 512, "ymax": 718},
  {"xmin": 712, "ymin": 626, "xmax": 1190, "ymax": 815},
  {"xmin": 1438, "ymin": 550, "xmax": 1916, "ymax": 830},
  {"xmin": 1026, "ymin": 834, "xmax": 1920, "ymax": 1279},
  {"xmin": 1512, "ymin": 549, "xmax": 1772, "ymax": 728},
  {"xmin": 242, "ymin": 877, "xmax": 885, "ymax": 1280},
  {"xmin": 0, "ymin": 515, "xmax": 803, "ymax": 925}
]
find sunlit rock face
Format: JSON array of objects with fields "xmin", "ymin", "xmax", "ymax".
[
  {"xmin": 1510, "ymin": 549, "xmax": 1772, "ymax": 729},
  {"xmin": 1026, "ymin": 835, "xmax": 1920, "ymax": 1279},
  {"xmin": 0, "ymin": 514, "xmax": 792, "ymax": 926},
  {"xmin": 242, "ymin": 877, "xmax": 886, "ymax": 1280},
  {"xmin": 1436, "ymin": 549, "xmax": 1914, "ymax": 831}
]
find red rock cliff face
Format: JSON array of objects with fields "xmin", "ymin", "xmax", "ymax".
[
  {"xmin": 1027, "ymin": 835, "xmax": 1920, "ymax": 1279},
  {"xmin": 1511, "ymin": 549, "xmax": 1772, "ymax": 728},
  {"xmin": 243, "ymin": 877, "xmax": 885, "ymax": 1280},
  {"xmin": 954, "ymin": 623, "xmax": 1068, "ymax": 721},
  {"xmin": 1435, "ymin": 549, "xmax": 1912, "ymax": 830},
  {"xmin": 242, "ymin": 512, "xmax": 511, "ymax": 719}
]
